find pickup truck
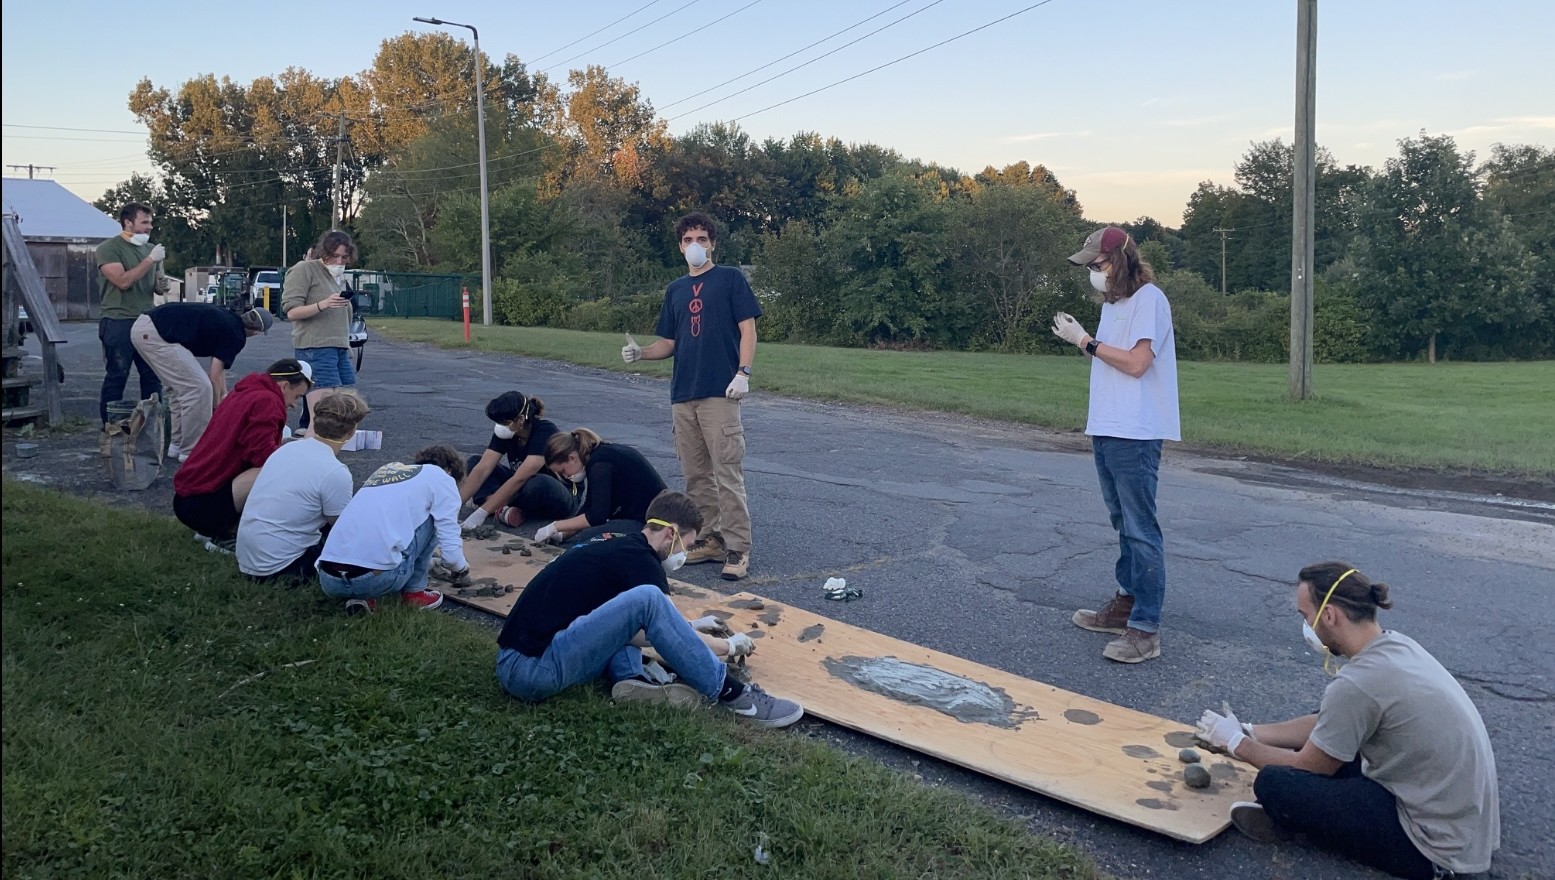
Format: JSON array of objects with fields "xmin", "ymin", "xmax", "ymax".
[{"xmin": 252, "ymin": 270, "xmax": 282, "ymax": 311}]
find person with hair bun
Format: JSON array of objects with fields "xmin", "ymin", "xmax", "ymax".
[
  {"xmin": 530, "ymin": 427, "xmax": 669, "ymax": 545},
  {"xmin": 457, "ymin": 391, "xmax": 577, "ymax": 530},
  {"xmin": 1195, "ymin": 562, "xmax": 1500, "ymax": 879}
]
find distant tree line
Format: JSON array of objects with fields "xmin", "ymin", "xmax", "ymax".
[{"xmin": 99, "ymin": 34, "xmax": 1552, "ymax": 362}]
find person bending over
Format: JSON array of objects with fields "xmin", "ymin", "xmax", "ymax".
[
  {"xmin": 315, "ymin": 445, "xmax": 469, "ymax": 613},
  {"xmin": 531, "ymin": 427, "xmax": 668, "ymax": 546},
  {"xmin": 1196, "ymin": 562, "xmax": 1499, "ymax": 880},
  {"xmin": 495, "ymin": 490, "xmax": 803, "ymax": 729},
  {"xmin": 459, "ymin": 391, "xmax": 576, "ymax": 530}
]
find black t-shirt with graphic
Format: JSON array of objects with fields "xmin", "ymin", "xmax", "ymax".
[
  {"xmin": 497, "ymin": 530, "xmax": 668, "ymax": 657},
  {"xmin": 654, "ymin": 265, "xmax": 761, "ymax": 404},
  {"xmin": 485, "ymin": 418, "xmax": 559, "ymax": 470},
  {"xmin": 581, "ymin": 442, "xmax": 667, "ymax": 526}
]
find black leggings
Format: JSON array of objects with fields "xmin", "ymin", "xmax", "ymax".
[{"xmin": 1255, "ymin": 760, "xmax": 1441, "ymax": 879}]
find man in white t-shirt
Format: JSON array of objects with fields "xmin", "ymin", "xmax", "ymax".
[
  {"xmin": 1052, "ymin": 227, "xmax": 1180, "ymax": 664},
  {"xmin": 237, "ymin": 391, "xmax": 371, "ymax": 583},
  {"xmin": 315, "ymin": 445, "xmax": 470, "ymax": 613},
  {"xmin": 1196, "ymin": 563, "xmax": 1500, "ymax": 880}
]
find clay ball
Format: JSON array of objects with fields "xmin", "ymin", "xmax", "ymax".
[
  {"xmin": 1178, "ymin": 748, "xmax": 1201, "ymax": 764},
  {"xmin": 1183, "ymin": 764, "xmax": 1212, "ymax": 789}
]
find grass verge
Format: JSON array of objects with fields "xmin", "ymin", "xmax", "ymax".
[
  {"xmin": 1, "ymin": 480, "xmax": 1100, "ymax": 880},
  {"xmin": 372, "ymin": 318, "xmax": 1555, "ymax": 477}
]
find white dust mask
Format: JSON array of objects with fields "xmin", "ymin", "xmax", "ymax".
[
  {"xmin": 1302, "ymin": 619, "xmax": 1326, "ymax": 654},
  {"xmin": 129, "ymin": 233, "xmax": 150, "ymax": 246},
  {"xmin": 663, "ymin": 549, "xmax": 687, "ymax": 573},
  {"xmin": 684, "ymin": 242, "xmax": 708, "ymax": 269},
  {"xmin": 1089, "ymin": 270, "xmax": 1109, "ymax": 293},
  {"xmin": 327, "ymin": 264, "xmax": 345, "ymax": 279},
  {"xmin": 492, "ymin": 422, "xmax": 515, "ymax": 440},
  {"xmin": 568, "ymin": 470, "xmax": 585, "ymax": 484}
]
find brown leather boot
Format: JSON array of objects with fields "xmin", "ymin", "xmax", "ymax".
[
  {"xmin": 1103, "ymin": 628, "xmax": 1162, "ymax": 664},
  {"xmin": 1072, "ymin": 593, "xmax": 1134, "ymax": 634}
]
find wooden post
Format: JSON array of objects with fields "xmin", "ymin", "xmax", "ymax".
[{"xmin": 1289, "ymin": 0, "xmax": 1318, "ymax": 400}]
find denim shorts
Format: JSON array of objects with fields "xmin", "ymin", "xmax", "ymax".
[{"xmin": 294, "ymin": 347, "xmax": 356, "ymax": 389}]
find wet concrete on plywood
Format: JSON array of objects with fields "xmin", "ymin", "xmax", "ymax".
[{"xmin": 823, "ymin": 655, "xmax": 1040, "ymax": 729}]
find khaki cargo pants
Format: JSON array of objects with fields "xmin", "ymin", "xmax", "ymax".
[
  {"xmin": 671, "ymin": 396, "xmax": 751, "ymax": 554},
  {"xmin": 131, "ymin": 314, "xmax": 212, "ymax": 452}
]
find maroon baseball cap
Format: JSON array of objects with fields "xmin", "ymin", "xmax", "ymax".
[{"xmin": 1068, "ymin": 227, "xmax": 1132, "ymax": 266}]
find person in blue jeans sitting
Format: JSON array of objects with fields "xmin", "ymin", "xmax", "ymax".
[
  {"xmin": 315, "ymin": 445, "xmax": 470, "ymax": 613},
  {"xmin": 1052, "ymin": 227, "xmax": 1181, "ymax": 664},
  {"xmin": 495, "ymin": 490, "xmax": 803, "ymax": 729}
]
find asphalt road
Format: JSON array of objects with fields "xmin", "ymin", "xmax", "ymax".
[{"xmin": 8, "ymin": 323, "xmax": 1552, "ymax": 880}]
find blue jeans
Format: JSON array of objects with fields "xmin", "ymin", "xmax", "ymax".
[
  {"xmin": 1256, "ymin": 761, "xmax": 1438, "ymax": 880},
  {"xmin": 99, "ymin": 316, "xmax": 162, "ymax": 423},
  {"xmin": 317, "ymin": 516, "xmax": 437, "ymax": 599},
  {"xmin": 464, "ymin": 455, "xmax": 579, "ymax": 520},
  {"xmin": 495, "ymin": 584, "xmax": 726, "ymax": 702},
  {"xmin": 293, "ymin": 346, "xmax": 356, "ymax": 388},
  {"xmin": 1092, "ymin": 436, "xmax": 1166, "ymax": 632}
]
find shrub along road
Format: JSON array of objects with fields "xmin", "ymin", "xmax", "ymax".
[{"xmin": 7, "ymin": 322, "xmax": 1552, "ymax": 879}]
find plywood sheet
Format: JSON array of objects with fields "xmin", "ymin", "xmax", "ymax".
[{"xmin": 441, "ymin": 536, "xmax": 1251, "ymax": 842}]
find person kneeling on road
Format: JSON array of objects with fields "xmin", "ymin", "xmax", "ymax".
[
  {"xmin": 316, "ymin": 445, "xmax": 470, "ymax": 613},
  {"xmin": 494, "ymin": 490, "xmax": 803, "ymax": 729},
  {"xmin": 237, "ymin": 390, "xmax": 371, "ymax": 584},
  {"xmin": 1196, "ymin": 562, "xmax": 1499, "ymax": 880},
  {"xmin": 531, "ymin": 427, "xmax": 668, "ymax": 546},
  {"xmin": 459, "ymin": 391, "xmax": 576, "ymax": 531},
  {"xmin": 173, "ymin": 359, "xmax": 313, "ymax": 549}
]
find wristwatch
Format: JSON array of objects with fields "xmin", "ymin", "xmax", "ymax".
[
  {"xmin": 1084, "ymin": 338, "xmax": 1101, "ymax": 356},
  {"xmin": 739, "ymin": 365, "xmax": 752, "ymax": 376}
]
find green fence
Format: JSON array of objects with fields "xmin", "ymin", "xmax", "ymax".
[{"xmin": 348, "ymin": 271, "xmax": 478, "ymax": 321}]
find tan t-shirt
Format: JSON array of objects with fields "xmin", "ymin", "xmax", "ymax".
[
  {"xmin": 1310, "ymin": 631, "xmax": 1500, "ymax": 874},
  {"xmin": 281, "ymin": 259, "xmax": 350, "ymax": 349}
]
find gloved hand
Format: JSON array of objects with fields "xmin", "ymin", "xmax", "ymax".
[
  {"xmin": 460, "ymin": 508, "xmax": 489, "ymax": 531},
  {"xmin": 724, "ymin": 632, "xmax": 756, "ymax": 659},
  {"xmin": 689, "ymin": 615, "xmax": 725, "ymax": 633},
  {"xmin": 725, "ymin": 374, "xmax": 749, "ymax": 400},
  {"xmin": 1051, "ymin": 312, "xmax": 1088, "ymax": 347},
  {"xmin": 1196, "ymin": 701, "xmax": 1247, "ymax": 755},
  {"xmin": 534, "ymin": 523, "xmax": 562, "ymax": 544},
  {"xmin": 447, "ymin": 567, "xmax": 472, "ymax": 587},
  {"xmin": 149, "ymin": 244, "xmax": 166, "ymax": 262},
  {"xmin": 621, "ymin": 333, "xmax": 643, "ymax": 364}
]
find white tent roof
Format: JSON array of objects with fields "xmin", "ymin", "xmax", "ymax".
[{"xmin": 1, "ymin": 178, "xmax": 120, "ymax": 241}]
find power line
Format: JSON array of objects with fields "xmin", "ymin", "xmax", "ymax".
[
  {"xmin": 669, "ymin": 0, "xmax": 948, "ymax": 122},
  {"xmin": 527, "ymin": 0, "xmax": 668, "ymax": 64},
  {"xmin": 606, "ymin": 0, "xmax": 764, "ymax": 70},
  {"xmin": 658, "ymin": 0, "xmax": 914, "ymax": 111},
  {"xmin": 733, "ymin": 0, "xmax": 1059, "ymax": 123},
  {"xmin": 541, "ymin": 0, "xmax": 702, "ymax": 74}
]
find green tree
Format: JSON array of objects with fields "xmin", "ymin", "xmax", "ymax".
[
  {"xmin": 1482, "ymin": 143, "xmax": 1555, "ymax": 358},
  {"xmin": 1351, "ymin": 133, "xmax": 1534, "ymax": 362},
  {"xmin": 752, "ymin": 219, "xmax": 840, "ymax": 344}
]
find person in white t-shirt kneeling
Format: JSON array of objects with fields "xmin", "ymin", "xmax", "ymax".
[
  {"xmin": 315, "ymin": 445, "xmax": 470, "ymax": 613},
  {"xmin": 1195, "ymin": 563, "xmax": 1499, "ymax": 880},
  {"xmin": 1052, "ymin": 227, "xmax": 1181, "ymax": 664},
  {"xmin": 236, "ymin": 390, "xmax": 371, "ymax": 583}
]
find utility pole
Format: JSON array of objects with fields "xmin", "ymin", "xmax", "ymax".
[
  {"xmin": 332, "ymin": 111, "xmax": 346, "ymax": 229},
  {"xmin": 1212, "ymin": 227, "xmax": 1236, "ymax": 295},
  {"xmin": 281, "ymin": 205, "xmax": 288, "ymax": 268},
  {"xmin": 6, "ymin": 164, "xmax": 55, "ymax": 179},
  {"xmin": 1289, "ymin": 0, "xmax": 1318, "ymax": 400}
]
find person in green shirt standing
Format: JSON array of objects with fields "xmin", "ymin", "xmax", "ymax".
[{"xmin": 96, "ymin": 202, "xmax": 166, "ymax": 424}]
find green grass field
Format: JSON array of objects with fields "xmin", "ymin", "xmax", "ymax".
[
  {"xmin": 1, "ymin": 481, "xmax": 1098, "ymax": 880},
  {"xmin": 372, "ymin": 319, "xmax": 1555, "ymax": 476}
]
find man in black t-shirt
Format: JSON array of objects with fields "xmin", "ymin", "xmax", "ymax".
[
  {"xmin": 458, "ymin": 391, "xmax": 576, "ymax": 529},
  {"xmin": 621, "ymin": 212, "xmax": 761, "ymax": 581},
  {"xmin": 132, "ymin": 302, "xmax": 274, "ymax": 460},
  {"xmin": 495, "ymin": 491, "xmax": 803, "ymax": 729}
]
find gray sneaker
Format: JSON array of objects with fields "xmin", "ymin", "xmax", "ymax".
[
  {"xmin": 611, "ymin": 678, "xmax": 704, "ymax": 708},
  {"xmin": 1229, "ymin": 802, "xmax": 1294, "ymax": 843},
  {"xmin": 720, "ymin": 683, "xmax": 803, "ymax": 729}
]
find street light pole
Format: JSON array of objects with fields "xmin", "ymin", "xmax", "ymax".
[{"xmin": 413, "ymin": 16, "xmax": 493, "ymax": 326}]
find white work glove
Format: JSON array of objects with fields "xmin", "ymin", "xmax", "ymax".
[
  {"xmin": 621, "ymin": 333, "xmax": 643, "ymax": 364},
  {"xmin": 689, "ymin": 615, "xmax": 725, "ymax": 633},
  {"xmin": 149, "ymin": 244, "xmax": 166, "ymax": 262},
  {"xmin": 460, "ymin": 508, "xmax": 489, "ymax": 531},
  {"xmin": 725, "ymin": 374, "xmax": 749, "ymax": 400},
  {"xmin": 724, "ymin": 632, "xmax": 756, "ymax": 659},
  {"xmin": 1196, "ymin": 702, "xmax": 1247, "ymax": 755},
  {"xmin": 1051, "ymin": 312, "xmax": 1088, "ymax": 347},
  {"xmin": 534, "ymin": 523, "xmax": 562, "ymax": 544}
]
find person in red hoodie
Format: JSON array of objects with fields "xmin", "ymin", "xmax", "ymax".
[{"xmin": 173, "ymin": 358, "xmax": 313, "ymax": 545}]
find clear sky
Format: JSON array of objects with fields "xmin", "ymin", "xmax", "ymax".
[{"xmin": 3, "ymin": 0, "xmax": 1550, "ymax": 225}]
